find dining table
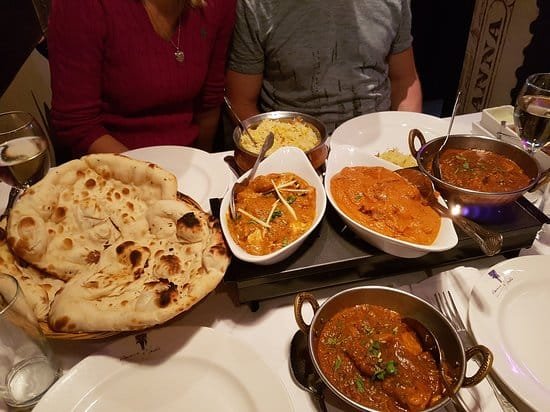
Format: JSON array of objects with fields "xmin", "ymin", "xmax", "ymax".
[{"xmin": 1, "ymin": 111, "xmax": 548, "ymax": 412}]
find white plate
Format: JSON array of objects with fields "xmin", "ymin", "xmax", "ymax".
[
  {"xmin": 123, "ymin": 146, "xmax": 231, "ymax": 212},
  {"xmin": 468, "ymin": 255, "xmax": 550, "ymax": 411},
  {"xmin": 330, "ymin": 111, "xmax": 448, "ymax": 154},
  {"xmin": 34, "ymin": 326, "xmax": 294, "ymax": 412},
  {"xmin": 220, "ymin": 146, "xmax": 326, "ymax": 265},
  {"xmin": 325, "ymin": 145, "xmax": 458, "ymax": 258}
]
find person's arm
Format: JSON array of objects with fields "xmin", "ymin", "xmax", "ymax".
[
  {"xmin": 194, "ymin": 0, "xmax": 237, "ymax": 151},
  {"xmin": 88, "ymin": 135, "xmax": 128, "ymax": 154},
  {"xmin": 225, "ymin": 70, "xmax": 263, "ymax": 121},
  {"xmin": 194, "ymin": 107, "xmax": 220, "ymax": 152},
  {"xmin": 388, "ymin": 47, "xmax": 423, "ymax": 112},
  {"xmin": 49, "ymin": 0, "xmax": 124, "ymax": 156}
]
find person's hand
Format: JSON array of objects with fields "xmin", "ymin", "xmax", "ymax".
[{"xmin": 88, "ymin": 134, "xmax": 129, "ymax": 154}]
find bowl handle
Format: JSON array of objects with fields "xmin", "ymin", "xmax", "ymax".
[
  {"xmin": 294, "ymin": 292, "xmax": 320, "ymax": 335},
  {"xmin": 461, "ymin": 345, "xmax": 494, "ymax": 387},
  {"xmin": 408, "ymin": 128, "xmax": 427, "ymax": 158}
]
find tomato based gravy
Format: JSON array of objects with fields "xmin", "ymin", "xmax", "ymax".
[
  {"xmin": 330, "ymin": 166, "xmax": 440, "ymax": 245},
  {"xmin": 434, "ymin": 148, "xmax": 531, "ymax": 192},
  {"xmin": 316, "ymin": 304, "xmax": 445, "ymax": 412},
  {"xmin": 227, "ymin": 172, "xmax": 316, "ymax": 255}
]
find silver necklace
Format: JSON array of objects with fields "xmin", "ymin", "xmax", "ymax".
[
  {"xmin": 143, "ymin": 1, "xmax": 184, "ymax": 63},
  {"xmin": 170, "ymin": 14, "xmax": 184, "ymax": 63}
]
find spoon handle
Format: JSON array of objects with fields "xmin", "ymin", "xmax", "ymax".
[
  {"xmin": 434, "ymin": 203, "xmax": 503, "ymax": 256},
  {"xmin": 314, "ymin": 393, "xmax": 328, "ymax": 412}
]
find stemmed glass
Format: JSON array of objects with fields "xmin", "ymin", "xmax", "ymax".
[
  {"xmin": 0, "ymin": 111, "xmax": 52, "ymax": 215},
  {"xmin": 513, "ymin": 73, "xmax": 550, "ymax": 155}
]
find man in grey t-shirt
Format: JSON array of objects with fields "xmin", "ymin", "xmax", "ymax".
[{"xmin": 226, "ymin": 0, "xmax": 422, "ymax": 134}]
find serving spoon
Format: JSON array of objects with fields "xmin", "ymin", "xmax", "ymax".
[
  {"xmin": 229, "ymin": 132, "xmax": 274, "ymax": 220},
  {"xmin": 223, "ymin": 96, "xmax": 258, "ymax": 147},
  {"xmin": 402, "ymin": 317, "xmax": 469, "ymax": 412},
  {"xmin": 395, "ymin": 168, "xmax": 503, "ymax": 256},
  {"xmin": 432, "ymin": 91, "xmax": 462, "ymax": 180},
  {"xmin": 290, "ymin": 331, "xmax": 328, "ymax": 412}
]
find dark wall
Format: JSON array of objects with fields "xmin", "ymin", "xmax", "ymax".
[
  {"xmin": 0, "ymin": 1, "xmax": 45, "ymax": 97},
  {"xmin": 511, "ymin": 0, "xmax": 550, "ymax": 102},
  {"xmin": 411, "ymin": 0, "xmax": 476, "ymax": 116}
]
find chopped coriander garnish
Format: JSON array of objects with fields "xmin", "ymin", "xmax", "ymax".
[
  {"xmin": 385, "ymin": 360, "xmax": 397, "ymax": 375},
  {"xmin": 392, "ymin": 326, "xmax": 398, "ymax": 335},
  {"xmin": 368, "ymin": 340, "xmax": 381, "ymax": 356},
  {"xmin": 354, "ymin": 375, "xmax": 365, "ymax": 393},
  {"xmin": 286, "ymin": 195, "xmax": 297, "ymax": 204},
  {"xmin": 270, "ymin": 210, "xmax": 283, "ymax": 221},
  {"xmin": 354, "ymin": 193, "xmax": 364, "ymax": 201},
  {"xmin": 333, "ymin": 356, "xmax": 342, "ymax": 372},
  {"xmin": 326, "ymin": 336, "xmax": 342, "ymax": 346}
]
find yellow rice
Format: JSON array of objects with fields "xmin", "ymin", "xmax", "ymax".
[
  {"xmin": 241, "ymin": 118, "xmax": 320, "ymax": 155},
  {"xmin": 377, "ymin": 148, "xmax": 417, "ymax": 168}
]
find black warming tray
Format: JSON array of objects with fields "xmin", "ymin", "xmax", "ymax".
[{"xmin": 217, "ymin": 197, "xmax": 549, "ymax": 306}]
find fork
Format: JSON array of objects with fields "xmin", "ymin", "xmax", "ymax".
[{"xmin": 434, "ymin": 291, "xmax": 518, "ymax": 412}]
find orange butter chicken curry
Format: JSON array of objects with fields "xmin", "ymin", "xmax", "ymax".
[
  {"xmin": 434, "ymin": 148, "xmax": 531, "ymax": 192},
  {"xmin": 317, "ymin": 304, "xmax": 445, "ymax": 412},
  {"xmin": 330, "ymin": 167, "xmax": 440, "ymax": 245},
  {"xmin": 227, "ymin": 173, "xmax": 316, "ymax": 255}
]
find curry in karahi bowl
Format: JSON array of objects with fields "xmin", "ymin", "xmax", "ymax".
[
  {"xmin": 294, "ymin": 286, "xmax": 493, "ymax": 412},
  {"xmin": 409, "ymin": 129, "xmax": 541, "ymax": 206},
  {"xmin": 324, "ymin": 145, "xmax": 458, "ymax": 258},
  {"xmin": 220, "ymin": 146, "xmax": 326, "ymax": 265}
]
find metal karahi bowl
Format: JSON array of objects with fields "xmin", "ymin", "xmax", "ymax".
[
  {"xmin": 409, "ymin": 129, "xmax": 541, "ymax": 206},
  {"xmin": 294, "ymin": 286, "xmax": 493, "ymax": 412},
  {"xmin": 232, "ymin": 111, "xmax": 329, "ymax": 173}
]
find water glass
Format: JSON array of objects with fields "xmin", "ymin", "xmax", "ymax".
[{"xmin": 0, "ymin": 274, "xmax": 61, "ymax": 408}]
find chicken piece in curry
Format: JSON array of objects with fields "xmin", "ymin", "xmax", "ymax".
[
  {"xmin": 317, "ymin": 304, "xmax": 445, "ymax": 412},
  {"xmin": 330, "ymin": 166, "xmax": 440, "ymax": 245},
  {"xmin": 227, "ymin": 172, "xmax": 316, "ymax": 255}
]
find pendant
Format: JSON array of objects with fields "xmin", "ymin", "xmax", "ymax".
[{"xmin": 174, "ymin": 49, "xmax": 184, "ymax": 63}]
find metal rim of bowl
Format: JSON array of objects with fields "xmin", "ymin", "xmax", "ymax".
[
  {"xmin": 305, "ymin": 285, "xmax": 466, "ymax": 412},
  {"xmin": 416, "ymin": 134, "xmax": 540, "ymax": 197},
  {"xmin": 232, "ymin": 111, "xmax": 328, "ymax": 157}
]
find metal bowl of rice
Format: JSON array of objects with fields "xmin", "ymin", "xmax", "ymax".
[{"xmin": 233, "ymin": 111, "xmax": 329, "ymax": 172}]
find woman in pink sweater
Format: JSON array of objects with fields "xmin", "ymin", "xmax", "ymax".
[{"xmin": 48, "ymin": 0, "xmax": 236, "ymax": 157}]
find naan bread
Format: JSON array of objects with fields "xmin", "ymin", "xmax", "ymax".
[
  {"xmin": 8, "ymin": 154, "xmax": 178, "ymax": 281},
  {"xmin": 6, "ymin": 154, "xmax": 230, "ymax": 332},
  {"xmin": 0, "ymin": 216, "xmax": 64, "ymax": 322}
]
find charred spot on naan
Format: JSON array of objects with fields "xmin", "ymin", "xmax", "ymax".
[
  {"xmin": 144, "ymin": 278, "xmax": 179, "ymax": 307},
  {"xmin": 86, "ymin": 250, "xmax": 101, "ymax": 264},
  {"xmin": 115, "ymin": 241, "xmax": 150, "ymax": 268},
  {"xmin": 176, "ymin": 212, "xmax": 208, "ymax": 243},
  {"xmin": 152, "ymin": 254, "xmax": 182, "ymax": 279}
]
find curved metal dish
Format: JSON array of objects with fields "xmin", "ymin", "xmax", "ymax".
[
  {"xmin": 232, "ymin": 111, "xmax": 329, "ymax": 173},
  {"xmin": 409, "ymin": 129, "xmax": 540, "ymax": 206},
  {"xmin": 294, "ymin": 286, "xmax": 493, "ymax": 412}
]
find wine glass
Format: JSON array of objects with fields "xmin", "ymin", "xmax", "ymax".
[
  {"xmin": 513, "ymin": 73, "xmax": 550, "ymax": 155},
  {"xmin": 0, "ymin": 111, "xmax": 52, "ymax": 215}
]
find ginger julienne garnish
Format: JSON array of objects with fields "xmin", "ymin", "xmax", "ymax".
[
  {"xmin": 227, "ymin": 172, "xmax": 316, "ymax": 255},
  {"xmin": 272, "ymin": 179, "xmax": 298, "ymax": 220}
]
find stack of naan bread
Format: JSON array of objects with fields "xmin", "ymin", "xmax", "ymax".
[{"xmin": 1, "ymin": 154, "xmax": 230, "ymax": 333}]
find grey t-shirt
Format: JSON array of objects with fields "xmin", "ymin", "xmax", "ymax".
[{"xmin": 228, "ymin": 0, "xmax": 413, "ymax": 133}]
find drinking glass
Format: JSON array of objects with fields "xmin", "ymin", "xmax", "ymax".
[
  {"xmin": 513, "ymin": 73, "xmax": 550, "ymax": 155},
  {"xmin": 0, "ymin": 111, "xmax": 51, "ymax": 188},
  {"xmin": 0, "ymin": 273, "xmax": 62, "ymax": 408}
]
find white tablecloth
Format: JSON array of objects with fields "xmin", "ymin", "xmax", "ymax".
[{"xmin": 2, "ymin": 112, "xmax": 546, "ymax": 412}]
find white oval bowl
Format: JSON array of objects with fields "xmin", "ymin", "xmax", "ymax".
[
  {"xmin": 220, "ymin": 146, "xmax": 327, "ymax": 265},
  {"xmin": 325, "ymin": 145, "xmax": 458, "ymax": 258}
]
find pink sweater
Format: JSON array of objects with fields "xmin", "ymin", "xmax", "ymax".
[{"xmin": 48, "ymin": 0, "xmax": 236, "ymax": 156}]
